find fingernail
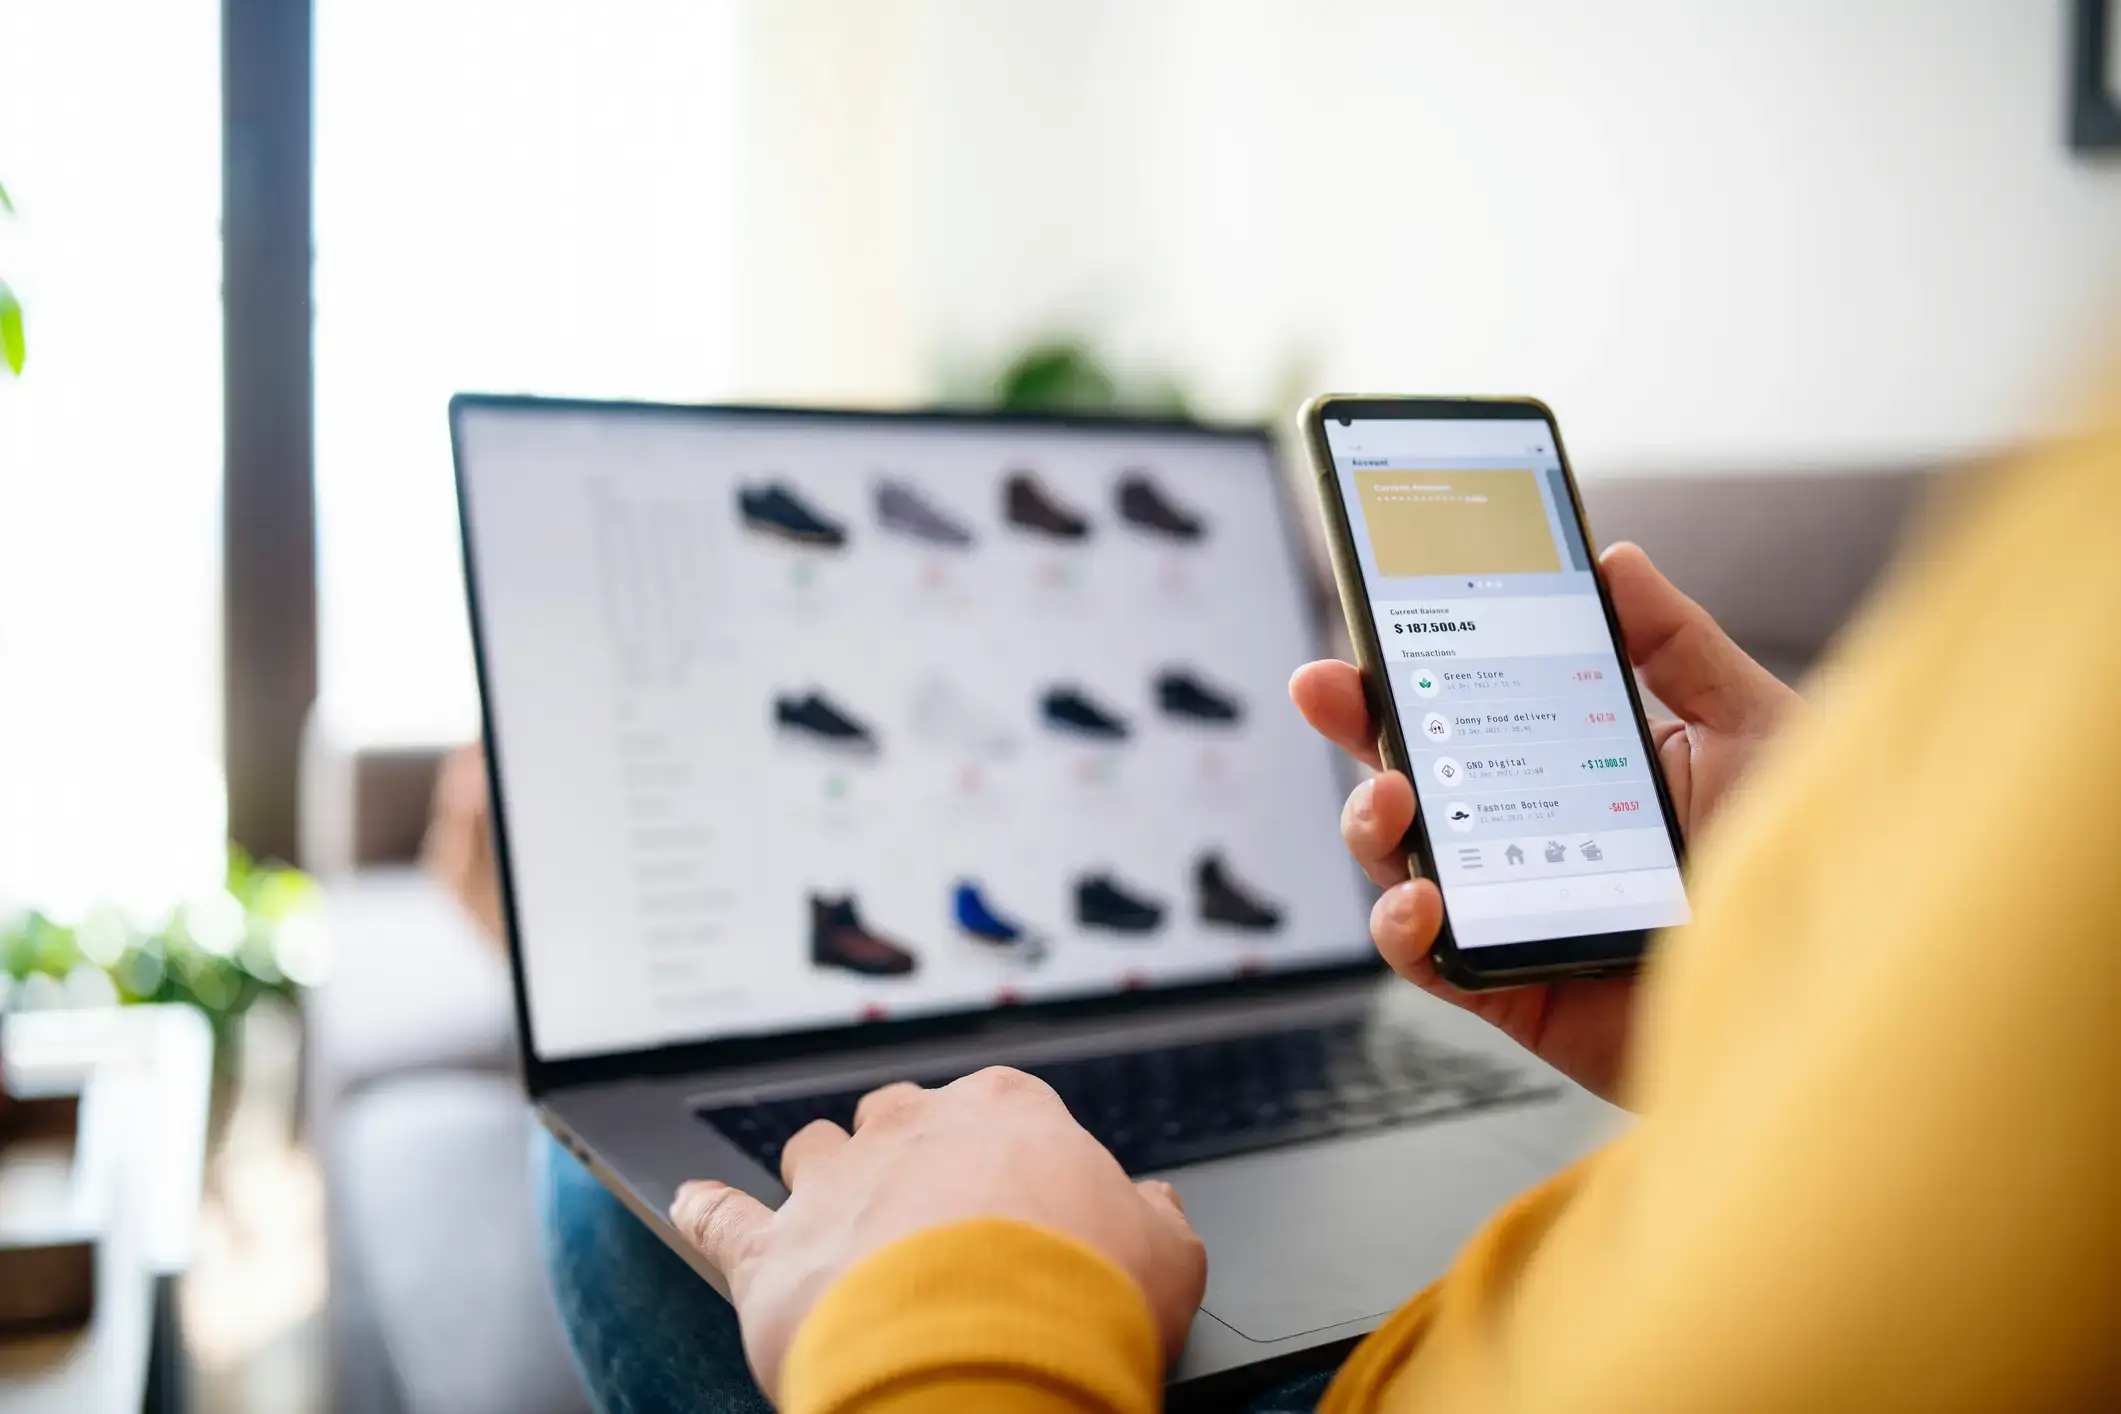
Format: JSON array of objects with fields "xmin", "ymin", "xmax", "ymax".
[{"xmin": 1350, "ymin": 778, "xmax": 1375, "ymax": 826}]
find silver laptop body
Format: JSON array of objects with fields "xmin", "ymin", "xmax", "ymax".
[{"xmin": 450, "ymin": 396, "xmax": 1607, "ymax": 1398}]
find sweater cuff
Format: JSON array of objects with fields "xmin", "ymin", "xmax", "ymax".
[{"xmin": 780, "ymin": 1219, "xmax": 1164, "ymax": 1414}]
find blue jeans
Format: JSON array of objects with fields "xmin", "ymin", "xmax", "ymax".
[{"xmin": 536, "ymin": 1133, "xmax": 1335, "ymax": 1413}]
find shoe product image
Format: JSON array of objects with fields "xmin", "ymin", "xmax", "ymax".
[
  {"xmin": 1003, "ymin": 470, "xmax": 1092, "ymax": 540},
  {"xmin": 1075, "ymin": 873, "xmax": 1167, "ymax": 934},
  {"xmin": 1197, "ymin": 852, "xmax": 1283, "ymax": 932},
  {"xmin": 737, "ymin": 481, "xmax": 848, "ymax": 548},
  {"xmin": 911, "ymin": 675, "xmax": 1016, "ymax": 758},
  {"xmin": 953, "ymin": 881, "xmax": 1049, "ymax": 965},
  {"xmin": 810, "ymin": 895, "xmax": 919, "ymax": 976},
  {"xmin": 1156, "ymin": 668, "xmax": 1244, "ymax": 724},
  {"xmin": 874, "ymin": 476, "xmax": 975, "ymax": 547},
  {"xmin": 1040, "ymin": 686, "xmax": 1130, "ymax": 741},
  {"xmin": 1115, "ymin": 470, "xmax": 1205, "ymax": 542},
  {"xmin": 774, "ymin": 691, "xmax": 879, "ymax": 753}
]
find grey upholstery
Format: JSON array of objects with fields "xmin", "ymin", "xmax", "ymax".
[
  {"xmin": 305, "ymin": 465, "xmax": 1950, "ymax": 1414},
  {"xmin": 309, "ymin": 874, "xmax": 590, "ymax": 1414},
  {"xmin": 334, "ymin": 1074, "xmax": 584, "ymax": 1414}
]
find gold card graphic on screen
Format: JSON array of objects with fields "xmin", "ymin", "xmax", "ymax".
[
  {"xmin": 809, "ymin": 894, "xmax": 919, "ymax": 976},
  {"xmin": 1354, "ymin": 468, "xmax": 1559, "ymax": 577},
  {"xmin": 774, "ymin": 690, "xmax": 880, "ymax": 755},
  {"xmin": 737, "ymin": 480, "xmax": 849, "ymax": 549}
]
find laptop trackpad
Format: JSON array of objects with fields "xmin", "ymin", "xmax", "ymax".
[{"xmin": 1165, "ymin": 1117, "xmax": 1554, "ymax": 1342}]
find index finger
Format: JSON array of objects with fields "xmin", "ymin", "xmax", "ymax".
[
  {"xmin": 853, "ymin": 1081, "xmax": 925, "ymax": 1131},
  {"xmin": 1288, "ymin": 660, "xmax": 1381, "ymax": 770}
]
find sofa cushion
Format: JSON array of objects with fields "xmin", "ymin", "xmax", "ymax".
[
  {"xmin": 310, "ymin": 870, "xmax": 518, "ymax": 1112},
  {"xmin": 334, "ymin": 1072, "xmax": 589, "ymax": 1414}
]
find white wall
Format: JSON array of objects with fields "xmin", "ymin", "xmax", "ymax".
[{"xmin": 735, "ymin": 0, "xmax": 2121, "ymax": 473}]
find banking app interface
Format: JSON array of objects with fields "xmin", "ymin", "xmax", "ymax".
[
  {"xmin": 459, "ymin": 405, "xmax": 1370, "ymax": 1061},
  {"xmin": 1322, "ymin": 416, "xmax": 1689, "ymax": 949}
]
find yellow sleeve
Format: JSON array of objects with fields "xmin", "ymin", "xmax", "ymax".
[
  {"xmin": 1315, "ymin": 405, "xmax": 2121, "ymax": 1412},
  {"xmin": 785, "ymin": 393, "xmax": 2121, "ymax": 1414},
  {"xmin": 779, "ymin": 1219, "xmax": 1162, "ymax": 1414}
]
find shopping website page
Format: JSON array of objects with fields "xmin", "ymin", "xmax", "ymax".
[
  {"xmin": 1321, "ymin": 415, "xmax": 1690, "ymax": 949},
  {"xmin": 458, "ymin": 405, "xmax": 1370, "ymax": 1061}
]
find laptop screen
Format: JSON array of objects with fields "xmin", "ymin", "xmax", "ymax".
[{"xmin": 453, "ymin": 399, "xmax": 1373, "ymax": 1063}]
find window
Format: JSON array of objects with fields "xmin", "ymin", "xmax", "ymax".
[
  {"xmin": 0, "ymin": 0, "xmax": 225, "ymax": 917},
  {"xmin": 315, "ymin": 0, "xmax": 746, "ymax": 747}
]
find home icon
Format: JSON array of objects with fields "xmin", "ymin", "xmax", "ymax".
[{"xmin": 1504, "ymin": 843, "xmax": 1525, "ymax": 865}]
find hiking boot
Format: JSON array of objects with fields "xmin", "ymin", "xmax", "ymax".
[{"xmin": 810, "ymin": 895, "xmax": 919, "ymax": 975}]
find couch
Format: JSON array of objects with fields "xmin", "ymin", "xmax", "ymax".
[{"xmin": 303, "ymin": 463, "xmax": 1951, "ymax": 1414}]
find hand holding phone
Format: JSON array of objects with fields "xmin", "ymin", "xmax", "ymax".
[
  {"xmin": 1290, "ymin": 536, "xmax": 1800, "ymax": 1098},
  {"xmin": 1300, "ymin": 397, "xmax": 1692, "ymax": 991}
]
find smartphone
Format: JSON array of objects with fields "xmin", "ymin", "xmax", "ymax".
[{"xmin": 1300, "ymin": 395, "xmax": 1689, "ymax": 989}]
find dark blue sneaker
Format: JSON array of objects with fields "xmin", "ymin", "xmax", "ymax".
[
  {"xmin": 774, "ymin": 691, "xmax": 878, "ymax": 753},
  {"xmin": 1040, "ymin": 686, "xmax": 1129, "ymax": 740},
  {"xmin": 953, "ymin": 881, "xmax": 1047, "ymax": 964},
  {"xmin": 1155, "ymin": 668, "xmax": 1243, "ymax": 724},
  {"xmin": 738, "ymin": 481, "xmax": 847, "ymax": 548},
  {"xmin": 1075, "ymin": 873, "xmax": 1165, "ymax": 934}
]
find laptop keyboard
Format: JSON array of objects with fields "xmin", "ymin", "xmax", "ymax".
[{"xmin": 698, "ymin": 1018, "xmax": 1557, "ymax": 1177}]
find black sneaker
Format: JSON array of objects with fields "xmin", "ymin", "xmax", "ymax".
[
  {"xmin": 1198, "ymin": 853, "xmax": 1282, "ymax": 931},
  {"xmin": 738, "ymin": 482, "xmax": 848, "ymax": 548},
  {"xmin": 810, "ymin": 895, "xmax": 918, "ymax": 975},
  {"xmin": 775, "ymin": 692, "xmax": 878, "ymax": 753},
  {"xmin": 1040, "ymin": 686, "xmax": 1129, "ymax": 740},
  {"xmin": 1115, "ymin": 471, "xmax": 1203, "ymax": 542},
  {"xmin": 1075, "ymin": 874, "xmax": 1165, "ymax": 934},
  {"xmin": 1003, "ymin": 471, "xmax": 1091, "ymax": 540},
  {"xmin": 1155, "ymin": 669, "xmax": 1243, "ymax": 724}
]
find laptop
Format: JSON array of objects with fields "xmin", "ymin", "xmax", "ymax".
[{"xmin": 450, "ymin": 395, "xmax": 1603, "ymax": 1398}]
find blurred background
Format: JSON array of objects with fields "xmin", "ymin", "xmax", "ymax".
[{"xmin": 1, "ymin": 3, "xmax": 2117, "ymax": 1413}]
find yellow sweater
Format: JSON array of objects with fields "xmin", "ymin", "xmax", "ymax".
[{"xmin": 780, "ymin": 408, "xmax": 2121, "ymax": 1412}]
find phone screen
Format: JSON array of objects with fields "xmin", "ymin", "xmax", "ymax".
[{"xmin": 1320, "ymin": 412, "xmax": 1689, "ymax": 950}]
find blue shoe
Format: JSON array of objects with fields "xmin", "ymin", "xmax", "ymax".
[{"xmin": 953, "ymin": 881, "xmax": 1047, "ymax": 964}]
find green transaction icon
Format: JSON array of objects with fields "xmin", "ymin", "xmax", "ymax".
[{"xmin": 1410, "ymin": 667, "xmax": 1441, "ymax": 699}]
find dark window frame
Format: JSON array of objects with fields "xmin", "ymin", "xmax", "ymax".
[{"xmin": 222, "ymin": 0, "xmax": 316, "ymax": 864}]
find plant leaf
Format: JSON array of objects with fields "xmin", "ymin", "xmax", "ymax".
[
  {"xmin": 0, "ymin": 282, "xmax": 21, "ymax": 375},
  {"xmin": 0, "ymin": 180, "xmax": 12, "ymax": 215}
]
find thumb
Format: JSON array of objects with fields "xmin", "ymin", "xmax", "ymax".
[
  {"xmin": 1135, "ymin": 1178, "xmax": 1204, "ymax": 1251},
  {"xmin": 671, "ymin": 1180, "xmax": 772, "ymax": 1287},
  {"xmin": 1599, "ymin": 542, "xmax": 1773, "ymax": 734}
]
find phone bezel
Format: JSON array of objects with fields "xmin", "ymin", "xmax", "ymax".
[{"xmin": 1299, "ymin": 394, "xmax": 1689, "ymax": 989}]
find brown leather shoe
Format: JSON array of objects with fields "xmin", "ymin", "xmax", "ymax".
[{"xmin": 810, "ymin": 895, "xmax": 919, "ymax": 976}]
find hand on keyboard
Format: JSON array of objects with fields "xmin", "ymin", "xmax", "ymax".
[{"xmin": 671, "ymin": 1067, "xmax": 1207, "ymax": 1402}]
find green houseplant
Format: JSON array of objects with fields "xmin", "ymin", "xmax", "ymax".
[{"xmin": 0, "ymin": 846, "xmax": 323, "ymax": 1056}]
